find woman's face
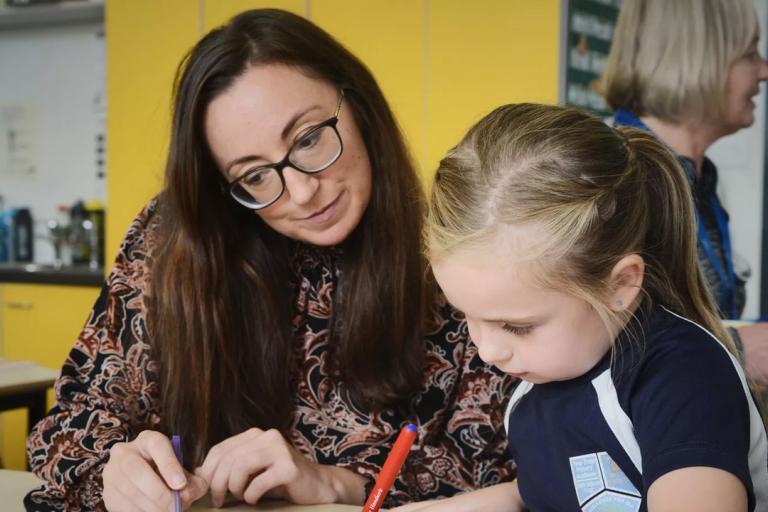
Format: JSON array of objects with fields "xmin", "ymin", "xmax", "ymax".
[
  {"xmin": 205, "ymin": 64, "xmax": 373, "ymax": 246},
  {"xmin": 721, "ymin": 35, "xmax": 768, "ymax": 134}
]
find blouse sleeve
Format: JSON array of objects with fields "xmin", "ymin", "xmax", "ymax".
[{"xmin": 24, "ymin": 202, "xmax": 162, "ymax": 512}]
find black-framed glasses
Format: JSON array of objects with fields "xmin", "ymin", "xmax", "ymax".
[{"xmin": 228, "ymin": 90, "xmax": 345, "ymax": 210}]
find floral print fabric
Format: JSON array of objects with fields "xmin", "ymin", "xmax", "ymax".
[{"xmin": 24, "ymin": 201, "xmax": 516, "ymax": 511}]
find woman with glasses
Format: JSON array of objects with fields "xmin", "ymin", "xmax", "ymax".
[{"xmin": 24, "ymin": 9, "xmax": 515, "ymax": 512}]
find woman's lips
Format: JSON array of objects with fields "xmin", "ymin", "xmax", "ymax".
[{"xmin": 303, "ymin": 192, "xmax": 342, "ymax": 224}]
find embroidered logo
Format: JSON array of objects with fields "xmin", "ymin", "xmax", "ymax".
[{"xmin": 569, "ymin": 452, "xmax": 641, "ymax": 511}]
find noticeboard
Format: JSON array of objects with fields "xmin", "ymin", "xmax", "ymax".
[{"xmin": 563, "ymin": 0, "xmax": 622, "ymax": 117}]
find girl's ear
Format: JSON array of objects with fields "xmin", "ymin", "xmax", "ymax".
[{"xmin": 608, "ymin": 254, "xmax": 644, "ymax": 312}]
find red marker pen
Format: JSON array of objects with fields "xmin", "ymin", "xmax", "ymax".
[{"xmin": 362, "ymin": 424, "xmax": 418, "ymax": 512}]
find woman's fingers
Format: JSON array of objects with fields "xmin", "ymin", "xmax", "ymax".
[
  {"xmin": 104, "ymin": 444, "xmax": 168, "ymax": 511},
  {"xmin": 198, "ymin": 428, "xmax": 291, "ymax": 507},
  {"xmin": 103, "ymin": 431, "xmax": 200, "ymax": 512},
  {"xmin": 207, "ymin": 451, "xmax": 236, "ymax": 507},
  {"xmin": 181, "ymin": 472, "xmax": 209, "ymax": 510},
  {"xmin": 243, "ymin": 459, "xmax": 298, "ymax": 505},
  {"xmin": 198, "ymin": 427, "xmax": 264, "ymax": 482},
  {"xmin": 134, "ymin": 430, "xmax": 187, "ymax": 490}
]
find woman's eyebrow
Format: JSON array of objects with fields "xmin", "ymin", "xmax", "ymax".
[
  {"xmin": 223, "ymin": 104, "xmax": 324, "ymax": 176},
  {"xmin": 281, "ymin": 104, "xmax": 322, "ymax": 140}
]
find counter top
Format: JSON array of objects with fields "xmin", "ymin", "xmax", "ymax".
[{"xmin": 0, "ymin": 263, "xmax": 104, "ymax": 287}]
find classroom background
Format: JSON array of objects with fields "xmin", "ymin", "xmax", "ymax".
[{"xmin": 0, "ymin": 0, "xmax": 765, "ymax": 471}]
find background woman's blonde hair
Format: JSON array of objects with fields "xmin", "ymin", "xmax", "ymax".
[
  {"xmin": 428, "ymin": 103, "xmax": 735, "ymax": 354},
  {"xmin": 599, "ymin": 0, "xmax": 758, "ymax": 122}
]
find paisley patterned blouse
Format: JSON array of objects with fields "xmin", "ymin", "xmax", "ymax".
[{"xmin": 24, "ymin": 201, "xmax": 516, "ymax": 511}]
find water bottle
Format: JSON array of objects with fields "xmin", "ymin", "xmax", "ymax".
[
  {"xmin": 70, "ymin": 201, "xmax": 90, "ymax": 265},
  {"xmin": 12, "ymin": 208, "xmax": 33, "ymax": 263},
  {"xmin": 0, "ymin": 196, "xmax": 8, "ymax": 263},
  {"xmin": 85, "ymin": 200, "xmax": 105, "ymax": 269}
]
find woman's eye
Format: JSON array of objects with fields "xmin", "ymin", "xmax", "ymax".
[
  {"xmin": 296, "ymin": 129, "xmax": 321, "ymax": 151},
  {"xmin": 243, "ymin": 168, "xmax": 270, "ymax": 187},
  {"xmin": 501, "ymin": 324, "xmax": 533, "ymax": 336}
]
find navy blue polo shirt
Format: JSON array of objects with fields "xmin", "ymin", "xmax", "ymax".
[{"xmin": 505, "ymin": 306, "xmax": 768, "ymax": 511}]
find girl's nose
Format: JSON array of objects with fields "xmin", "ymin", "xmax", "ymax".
[{"xmin": 467, "ymin": 321, "xmax": 512, "ymax": 367}]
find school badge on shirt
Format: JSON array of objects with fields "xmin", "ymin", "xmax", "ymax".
[{"xmin": 569, "ymin": 452, "xmax": 642, "ymax": 511}]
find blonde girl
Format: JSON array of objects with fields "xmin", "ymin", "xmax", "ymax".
[{"xmin": 394, "ymin": 103, "xmax": 768, "ymax": 511}]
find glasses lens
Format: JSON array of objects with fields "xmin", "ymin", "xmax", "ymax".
[
  {"xmin": 290, "ymin": 125, "xmax": 342, "ymax": 172},
  {"xmin": 231, "ymin": 166, "xmax": 282, "ymax": 208}
]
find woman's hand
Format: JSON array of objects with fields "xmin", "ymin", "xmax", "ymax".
[
  {"xmin": 103, "ymin": 430, "xmax": 208, "ymax": 511},
  {"xmin": 738, "ymin": 322, "xmax": 768, "ymax": 386},
  {"xmin": 196, "ymin": 427, "xmax": 366, "ymax": 508}
]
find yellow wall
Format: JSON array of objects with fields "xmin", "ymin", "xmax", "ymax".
[
  {"xmin": 105, "ymin": 0, "xmax": 200, "ymax": 266},
  {"xmin": 105, "ymin": 0, "xmax": 560, "ymax": 262}
]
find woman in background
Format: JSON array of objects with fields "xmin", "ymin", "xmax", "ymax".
[
  {"xmin": 24, "ymin": 9, "xmax": 514, "ymax": 511},
  {"xmin": 601, "ymin": 0, "xmax": 768, "ymax": 386}
]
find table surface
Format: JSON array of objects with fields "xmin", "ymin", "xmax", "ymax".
[
  {"xmin": 0, "ymin": 470, "xmax": 365, "ymax": 511},
  {"xmin": 0, "ymin": 359, "xmax": 58, "ymax": 397}
]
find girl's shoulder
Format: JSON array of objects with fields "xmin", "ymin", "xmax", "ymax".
[{"xmin": 637, "ymin": 307, "xmax": 735, "ymax": 365}]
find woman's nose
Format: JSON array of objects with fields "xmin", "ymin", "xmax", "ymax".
[
  {"xmin": 758, "ymin": 55, "xmax": 768, "ymax": 81},
  {"xmin": 282, "ymin": 167, "xmax": 320, "ymax": 206}
]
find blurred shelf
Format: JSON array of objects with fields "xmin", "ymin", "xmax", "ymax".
[
  {"xmin": 0, "ymin": 1, "xmax": 103, "ymax": 31},
  {"xmin": 0, "ymin": 262, "xmax": 103, "ymax": 286}
]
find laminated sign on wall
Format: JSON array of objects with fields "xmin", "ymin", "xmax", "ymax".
[{"xmin": 0, "ymin": 103, "xmax": 38, "ymax": 178}]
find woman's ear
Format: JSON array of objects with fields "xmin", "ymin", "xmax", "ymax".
[{"xmin": 608, "ymin": 254, "xmax": 644, "ymax": 312}]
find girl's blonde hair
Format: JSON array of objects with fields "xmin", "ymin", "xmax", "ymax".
[
  {"xmin": 428, "ymin": 103, "xmax": 735, "ymax": 354},
  {"xmin": 599, "ymin": 0, "xmax": 758, "ymax": 122}
]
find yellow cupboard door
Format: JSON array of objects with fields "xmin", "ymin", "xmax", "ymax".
[{"xmin": 1, "ymin": 284, "xmax": 101, "ymax": 470}]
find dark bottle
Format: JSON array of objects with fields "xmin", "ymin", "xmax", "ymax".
[
  {"xmin": 70, "ymin": 200, "xmax": 90, "ymax": 265},
  {"xmin": 85, "ymin": 200, "xmax": 105, "ymax": 269},
  {"xmin": 12, "ymin": 208, "xmax": 33, "ymax": 263}
]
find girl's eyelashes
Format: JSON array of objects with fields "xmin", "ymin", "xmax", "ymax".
[{"xmin": 501, "ymin": 323, "xmax": 533, "ymax": 336}]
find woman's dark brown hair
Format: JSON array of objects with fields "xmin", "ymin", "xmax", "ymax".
[{"xmin": 148, "ymin": 9, "xmax": 428, "ymax": 465}]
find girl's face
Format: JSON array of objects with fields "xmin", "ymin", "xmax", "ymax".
[
  {"xmin": 205, "ymin": 64, "xmax": 373, "ymax": 246},
  {"xmin": 721, "ymin": 35, "xmax": 768, "ymax": 135},
  {"xmin": 431, "ymin": 236, "xmax": 613, "ymax": 384}
]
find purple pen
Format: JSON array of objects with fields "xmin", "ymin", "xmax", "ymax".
[{"xmin": 171, "ymin": 435, "xmax": 183, "ymax": 512}]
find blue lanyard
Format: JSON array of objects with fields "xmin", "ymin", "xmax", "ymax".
[
  {"xmin": 697, "ymin": 195, "xmax": 738, "ymax": 318},
  {"xmin": 613, "ymin": 109, "xmax": 651, "ymax": 131},
  {"xmin": 614, "ymin": 109, "xmax": 738, "ymax": 318}
]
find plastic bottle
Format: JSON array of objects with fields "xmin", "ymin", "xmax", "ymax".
[
  {"xmin": 0, "ymin": 196, "xmax": 8, "ymax": 263},
  {"xmin": 69, "ymin": 200, "xmax": 90, "ymax": 265},
  {"xmin": 85, "ymin": 199, "xmax": 105, "ymax": 269},
  {"xmin": 12, "ymin": 208, "xmax": 34, "ymax": 263}
]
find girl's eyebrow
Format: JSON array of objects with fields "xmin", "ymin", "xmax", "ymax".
[{"xmin": 485, "ymin": 315, "xmax": 541, "ymax": 324}]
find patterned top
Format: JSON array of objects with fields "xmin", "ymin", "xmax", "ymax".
[
  {"xmin": 24, "ymin": 201, "xmax": 516, "ymax": 511},
  {"xmin": 677, "ymin": 155, "xmax": 747, "ymax": 319}
]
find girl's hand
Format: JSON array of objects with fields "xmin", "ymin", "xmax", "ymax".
[
  {"xmin": 196, "ymin": 427, "xmax": 366, "ymax": 508},
  {"xmin": 103, "ymin": 430, "xmax": 209, "ymax": 511},
  {"xmin": 388, "ymin": 482, "xmax": 524, "ymax": 512}
]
